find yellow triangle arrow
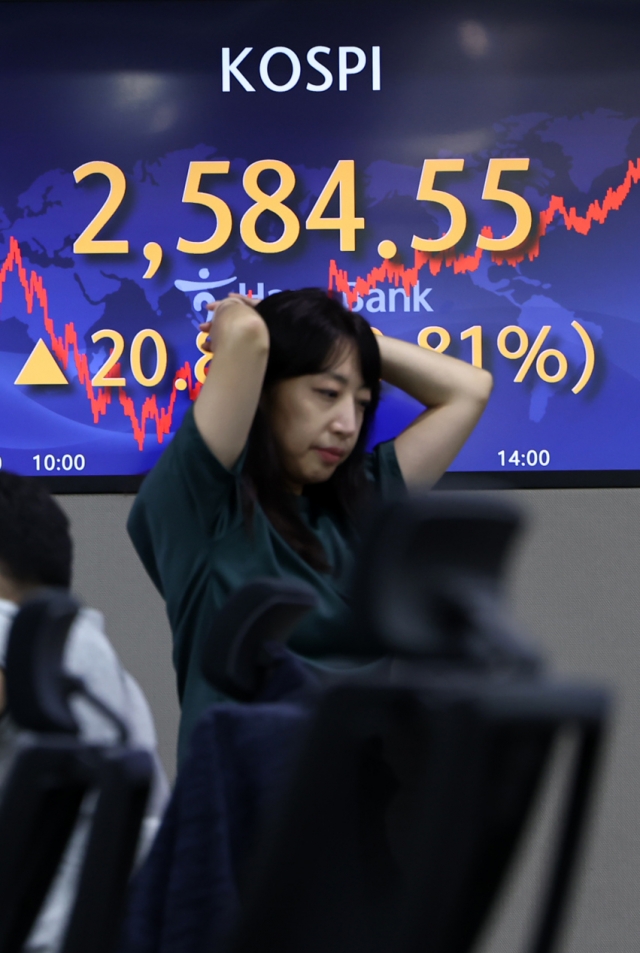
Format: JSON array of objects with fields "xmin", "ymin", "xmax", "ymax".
[{"xmin": 15, "ymin": 338, "xmax": 69, "ymax": 385}]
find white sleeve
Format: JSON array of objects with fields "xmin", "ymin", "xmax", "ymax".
[
  {"xmin": 0, "ymin": 599, "xmax": 131, "ymax": 744},
  {"xmin": 63, "ymin": 608, "xmax": 132, "ymax": 746},
  {"xmin": 65, "ymin": 608, "xmax": 169, "ymax": 809},
  {"xmin": 0, "ymin": 601, "xmax": 169, "ymax": 818}
]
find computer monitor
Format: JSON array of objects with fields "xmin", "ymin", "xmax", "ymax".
[{"xmin": 0, "ymin": 0, "xmax": 637, "ymax": 489}]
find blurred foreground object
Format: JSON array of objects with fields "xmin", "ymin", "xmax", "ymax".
[
  {"xmin": 232, "ymin": 497, "xmax": 610, "ymax": 953},
  {"xmin": 121, "ymin": 496, "xmax": 611, "ymax": 953},
  {"xmin": 0, "ymin": 590, "xmax": 154, "ymax": 953},
  {"xmin": 351, "ymin": 495, "xmax": 541, "ymax": 670}
]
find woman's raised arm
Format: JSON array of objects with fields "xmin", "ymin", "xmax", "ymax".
[
  {"xmin": 378, "ymin": 335, "xmax": 493, "ymax": 488},
  {"xmin": 193, "ymin": 295, "xmax": 270, "ymax": 468}
]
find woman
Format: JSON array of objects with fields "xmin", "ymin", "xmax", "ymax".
[{"xmin": 128, "ymin": 289, "xmax": 492, "ymax": 761}]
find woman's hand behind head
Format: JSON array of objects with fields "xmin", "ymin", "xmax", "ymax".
[{"xmin": 199, "ymin": 293, "xmax": 264, "ymax": 353}]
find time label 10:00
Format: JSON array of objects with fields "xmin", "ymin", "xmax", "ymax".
[
  {"xmin": 33, "ymin": 454, "xmax": 86, "ymax": 472},
  {"xmin": 73, "ymin": 157, "xmax": 535, "ymax": 263}
]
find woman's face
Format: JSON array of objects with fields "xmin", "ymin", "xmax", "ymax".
[{"xmin": 265, "ymin": 344, "xmax": 372, "ymax": 493}]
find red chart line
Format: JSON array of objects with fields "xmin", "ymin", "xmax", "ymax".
[
  {"xmin": 330, "ymin": 157, "xmax": 640, "ymax": 306},
  {"xmin": 0, "ymin": 237, "xmax": 201, "ymax": 450}
]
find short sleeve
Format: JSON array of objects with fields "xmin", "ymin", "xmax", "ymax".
[
  {"xmin": 366, "ymin": 440, "xmax": 407, "ymax": 500},
  {"xmin": 127, "ymin": 408, "xmax": 245, "ymax": 595}
]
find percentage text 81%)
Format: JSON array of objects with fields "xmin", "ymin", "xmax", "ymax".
[{"xmin": 417, "ymin": 321, "xmax": 595, "ymax": 393}]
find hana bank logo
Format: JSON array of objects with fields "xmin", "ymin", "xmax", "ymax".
[
  {"xmin": 222, "ymin": 46, "xmax": 381, "ymax": 92},
  {"xmin": 174, "ymin": 271, "xmax": 281, "ymax": 312},
  {"xmin": 174, "ymin": 270, "xmax": 433, "ymax": 316}
]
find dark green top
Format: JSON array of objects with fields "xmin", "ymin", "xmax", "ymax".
[{"xmin": 127, "ymin": 407, "xmax": 406, "ymax": 761}]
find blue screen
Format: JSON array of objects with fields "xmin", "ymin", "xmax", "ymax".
[{"xmin": 0, "ymin": 1, "xmax": 638, "ymax": 483}]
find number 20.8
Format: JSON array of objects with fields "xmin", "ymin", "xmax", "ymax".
[
  {"xmin": 90, "ymin": 328, "xmax": 210, "ymax": 388},
  {"xmin": 73, "ymin": 158, "xmax": 364, "ymax": 257}
]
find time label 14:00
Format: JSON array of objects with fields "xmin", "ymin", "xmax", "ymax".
[
  {"xmin": 72, "ymin": 157, "xmax": 535, "ymax": 276},
  {"xmin": 499, "ymin": 450, "xmax": 550, "ymax": 467},
  {"xmin": 33, "ymin": 454, "xmax": 86, "ymax": 472}
]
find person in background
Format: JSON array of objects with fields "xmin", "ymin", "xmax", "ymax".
[
  {"xmin": 0, "ymin": 471, "xmax": 169, "ymax": 953},
  {"xmin": 128, "ymin": 289, "xmax": 493, "ymax": 762}
]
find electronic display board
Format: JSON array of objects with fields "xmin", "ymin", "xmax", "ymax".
[{"xmin": 1, "ymin": 0, "xmax": 639, "ymax": 489}]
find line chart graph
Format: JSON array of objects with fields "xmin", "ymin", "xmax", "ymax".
[
  {"xmin": 0, "ymin": 156, "xmax": 637, "ymax": 450},
  {"xmin": 0, "ymin": 237, "xmax": 201, "ymax": 450},
  {"xmin": 330, "ymin": 158, "xmax": 640, "ymax": 307}
]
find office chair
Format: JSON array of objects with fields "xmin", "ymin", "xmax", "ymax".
[
  {"xmin": 0, "ymin": 589, "xmax": 153, "ymax": 953},
  {"xmin": 203, "ymin": 496, "xmax": 610, "ymax": 953}
]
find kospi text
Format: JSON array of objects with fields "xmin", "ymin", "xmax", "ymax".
[{"xmin": 222, "ymin": 46, "xmax": 381, "ymax": 92}]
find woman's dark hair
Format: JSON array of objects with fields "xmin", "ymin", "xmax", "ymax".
[
  {"xmin": 244, "ymin": 288, "xmax": 381, "ymax": 572},
  {"xmin": 0, "ymin": 471, "xmax": 73, "ymax": 587}
]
